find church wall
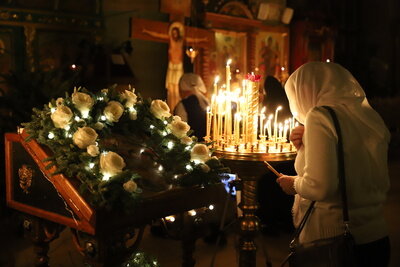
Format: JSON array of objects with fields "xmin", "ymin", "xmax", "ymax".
[{"xmin": 103, "ymin": 0, "xmax": 169, "ymax": 100}]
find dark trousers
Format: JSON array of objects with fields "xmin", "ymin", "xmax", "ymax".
[{"xmin": 355, "ymin": 236, "xmax": 390, "ymax": 267}]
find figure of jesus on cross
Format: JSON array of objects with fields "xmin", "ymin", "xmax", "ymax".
[{"xmin": 143, "ymin": 21, "xmax": 207, "ymax": 110}]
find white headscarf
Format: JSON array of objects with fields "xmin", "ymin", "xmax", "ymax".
[
  {"xmin": 284, "ymin": 62, "xmax": 390, "ymax": 142},
  {"xmin": 179, "ymin": 73, "xmax": 209, "ymax": 109}
]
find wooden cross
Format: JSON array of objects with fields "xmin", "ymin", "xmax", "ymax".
[{"xmin": 131, "ymin": 18, "xmax": 214, "ymax": 109}]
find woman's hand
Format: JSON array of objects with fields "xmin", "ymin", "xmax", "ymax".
[
  {"xmin": 277, "ymin": 175, "xmax": 297, "ymax": 195},
  {"xmin": 290, "ymin": 125, "xmax": 305, "ymax": 150}
]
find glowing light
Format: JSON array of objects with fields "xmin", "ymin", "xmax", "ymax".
[
  {"xmin": 188, "ymin": 210, "xmax": 197, "ymax": 216},
  {"xmin": 208, "ymin": 205, "xmax": 214, "ymax": 210},
  {"xmin": 173, "ymin": 175, "xmax": 179, "ymax": 179},
  {"xmin": 71, "ymin": 64, "xmax": 77, "ymax": 69},
  {"xmin": 281, "ymin": 66, "xmax": 285, "ymax": 71},
  {"xmin": 75, "ymin": 116, "xmax": 81, "ymax": 121},
  {"xmin": 161, "ymin": 131, "xmax": 168, "ymax": 136},
  {"xmin": 186, "ymin": 164, "xmax": 193, "ymax": 171},
  {"xmin": 102, "ymin": 173, "xmax": 111, "ymax": 181},
  {"xmin": 98, "ymin": 96, "xmax": 104, "ymax": 101},
  {"xmin": 48, "ymin": 132, "xmax": 55, "ymax": 139},
  {"xmin": 185, "ymin": 146, "xmax": 191, "ymax": 151},
  {"xmin": 149, "ymin": 125, "xmax": 155, "ymax": 129},
  {"xmin": 214, "ymin": 76, "xmax": 220, "ymax": 84},
  {"xmin": 167, "ymin": 141, "xmax": 174, "ymax": 149},
  {"xmin": 326, "ymin": 59, "xmax": 331, "ymax": 63},
  {"xmin": 50, "ymin": 108, "xmax": 56, "ymax": 113},
  {"xmin": 68, "ymin": 134, "xmax": 72, "ymax": 138},
  {"xmin": 192, "ymin": 159, "xmax": 201, "ymax": 165},
  {"xmin": 88, "ymin": 163, "xmax": 95, "ymax": 169},
  {"xmin": 81, "ymin": 110, "xmax": 89, "ymax": 119},
  {"xmin": 100, "ymin": 115, "xmax": 106, "ymax": 121},
  {"xmin": 158, "ymin": 165, "xmax": 163, "ymax": 172},
  {"xmin": 129, "ymin": 107, "xmax": 136, "ymax": 112},
  {"xmin": 226, "ymin": 59, "xmax": 232, "ymax": 66},
  {"xmin": 163, "ymin": 120, "xmax": 168, "ymax": 125},
  {"xmin": 140, "ymin": 149, "xmax": 145, "ymax": 154},
  {"xmin": 165, "ymin": 216, "xmax": 175, "ymax": 222},
  {"xmin": 64, "ymin": 125, "xmax": 70, "ymax": 131}
]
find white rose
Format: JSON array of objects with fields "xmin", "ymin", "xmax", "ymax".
[
  {"xmin": 104, "ymin": 101, "xmax": 124, "ymax": 122},
  {"xmin": 181, "ymin": 136, "xmax": 193, "ymax": 145},
  {"xmin": 150, "ymin": 100, "xmax": 171, "ymax": 119},
  {"xmin": 93, "ymin": 122, "xmax": 104, "ymax": 130},
  {"xmin": 51, "ymin": 105, "xmax": 73, "ymax": 129},
  {"xmin": 199, "ymin": 163, "xmax": 210, "ymax": 173},
  {"xmin": 100, "ymin": 151, "xmax": 126, "ymax": 176},
  {"xmin": 129, "ymin": 109, "xmax": 137, "ymax": 120},
  {"xmin": 123, "ymin": 180, "xmax": 138, "ymax": 193},
  {"xmin": 120, "ymin": 89, "xmax": 137, "ymax": 108},
  {"xmin": 168, "ymin": 117, "xmax": 190, "ymax": 138},
  {"xmin": 73, "ymin": 127, "xmax": 98, "ymax": 149},
  {"xmin": 72, "ymin": 92, "xmax": 94, "ymax": 116},
  {"xmin": 190, "ymin": 144, "xmax": 210, "ymax": 163},
  {"xmin": 87, "ymin": 145, "xmax": 99, "ymax": 157}
]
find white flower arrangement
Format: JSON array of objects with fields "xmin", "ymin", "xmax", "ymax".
[{"xmin": 23, "ymin": 86, "xmax": 228, "ymax": 213}]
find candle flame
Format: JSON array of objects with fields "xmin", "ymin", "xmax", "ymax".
[
  {"xmin": 261, "ymin": 107, "xmax": 266, "ymax": 113},
  {"xmin": 277, "ymin": 106, "xmax": 282, "ymax": 111},
  {"xmin": 214, "ymin": 75, "xmax": 220, "ymax": 84},
  {"xmin": 268, "ymin": 114, "xmax": 273, "ymax": 120},
  {"xmin": 226, "ymin": 59, "xmax": 232, "ymax": 66}
]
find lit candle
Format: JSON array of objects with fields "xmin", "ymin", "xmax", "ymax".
[
  {"xmin": 274, "ymin": 106, "xmax": 282, "ymax": 142},
  {"xmin": 279, "ymin": 123, "xmax": 283, "ymax": 140},
  {"xmin": 226, "ymin": 59, "xmax": 232, "ymax": 93},
  {"xmin": 284, "ymin": 120, "xmax": 289, "ymax": 142},
  {"xmin": 206, "ymin": 106, "xmax": 212, "ymax": 138},
  {"xmin": 259, "ymin": 107, "xmax": 266, "ymax": 136},
  {"xmin": 267, "ymin": 114, "xmax": 273, "ymax": 139},
  {"xmin": 214, "ymin": 76, "xmax": 220, "ymax": 95}
]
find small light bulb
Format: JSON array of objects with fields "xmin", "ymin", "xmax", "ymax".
[
  {"xmin": 98, "ymin": 96, "xmax": 104, "ymax": 101},
  {"xmin": 68, "ymin": 134, "xmax": 72, "ymax": 138},
  {"xmin": 82, "ymin": 110, "xmax": 89, "ymax": 119},
  {"xmin": 186, "ymin": 164, "xmax": 193, "ymax": 171},
  {"xmin": 185, "ymin": 146, "xmax": 191, "ymax": 151},
  {"xmin": 162, "ymin": 131, "xmax": 167, "ymax": 136},
  {"xmin": 150, "ymin": 125, "xmax": 155, "ymax": 129},
  {"xmin": 48, "ymin": 132, "xmax": 55, "ymax": 139},
  {"xmin": 102, "ymin": 173, "xmax": 111, "ymax": 181},
  {"xmin": 88, "ymin": 163, "xmax": 95, "ymax": 169},
  {"xmin": 174, "ymin": 175, "xmax": 179, "ymax": 179},
  {"xmin": 167, "ymin": 141, "xmax": 174, "ymax": 149},
  {"xmin": 75, "ymin": 116, "xmax": 81, "ymax": 121},
  {"xmin": 64, "ymin": 125, "xmax": 70, "ymax": 131},
  {"xmin": 140, "ymin": 149, "xmax": 145, "ymax": 154},
  {"xmin": 209, "ymin": 205, "xmax": 214, "ymax": 210},
  {"xmin": 100, "ymin": 115, "xmax": 106, "ymax": 121},
  {"xmin": 165, "ymin": 216, "xmax": 175, "ymax": 222},
  {"xmin": 326, "ymin": 59, "xmax": 331, "ymax": 63},
  {"xmin": 188, "ymin": 210, "xmax": 196, "ymax": 216},
  {"xmin": 163, "ymin": 120, "xmax": 168, "ymax": 125},
  {"xmin": 50, "ymin": 108, "xmax": 56, "ymax": 113},
  {"xmin": 158, "ymin": 165, "xmax": 163, "ymax": 172}
]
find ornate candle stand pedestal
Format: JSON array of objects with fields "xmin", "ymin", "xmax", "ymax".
[{"xmin": 214, "ymin": 150, "xmax": 296, "ymax": 267}]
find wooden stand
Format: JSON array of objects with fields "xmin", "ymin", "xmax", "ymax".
[
  {"xmin": 214, "ymin": 151, "xmax": 296, "ymax": 267},
  {"xmin": 5, "ymin": 132, "xmax": 226, "ymax": 266}
]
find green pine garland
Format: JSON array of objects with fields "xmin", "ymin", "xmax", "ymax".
[{"xmin": 22, "ymin": 85, "xmax": 229, "ymax": 213}]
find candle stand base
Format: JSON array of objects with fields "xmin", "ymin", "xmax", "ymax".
[{"xmin": 213, "ymin": 150, "xmax": 296, "ymax": 267}]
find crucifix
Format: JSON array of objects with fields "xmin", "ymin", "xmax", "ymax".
[{"xmin": 131, "ymin": 17, "xmax": 214, "ymax": 110}]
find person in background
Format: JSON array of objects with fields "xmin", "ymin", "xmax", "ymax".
[
  {"xmin": 257, "ymin": 75, "xmax": 294, "ymax": 235},
  {"xmin": 174, "ymin": 73, "xmax": 209, "ymax": 141},
  {"xmin": 277, "ymin": 62, "xmax": 391, "ymax": 266}
]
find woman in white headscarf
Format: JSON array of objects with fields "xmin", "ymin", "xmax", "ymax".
[
  {"xmin": 277, "ymin": 62, "xmax": 391, "ymax": 266},
  {"xmin": 174, "ymin": 73, "xmax": 209, "ymax": 141}
]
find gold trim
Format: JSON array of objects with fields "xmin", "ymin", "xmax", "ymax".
[{"xmin": 18, "ymin": 164, "xmax": 34, "ymax": 194}]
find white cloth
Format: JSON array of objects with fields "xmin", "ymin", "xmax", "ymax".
[{"xmin": 285, "ymin": 62, "xmax": 391, "ymax": 245}]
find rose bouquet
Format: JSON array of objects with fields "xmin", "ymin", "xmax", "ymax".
[{"xmin": 22, "ymin": 85, "xmax": 229, "ymax": 213}]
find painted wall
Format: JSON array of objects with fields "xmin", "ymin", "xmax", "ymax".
[{"xmin": 103, "ymin": 0, "xmax": 169, "ymax": 100}]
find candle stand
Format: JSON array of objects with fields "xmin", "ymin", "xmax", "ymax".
[{"xmin": 214, "ymin": 150, "xmax": 296, "ymax": 267}]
